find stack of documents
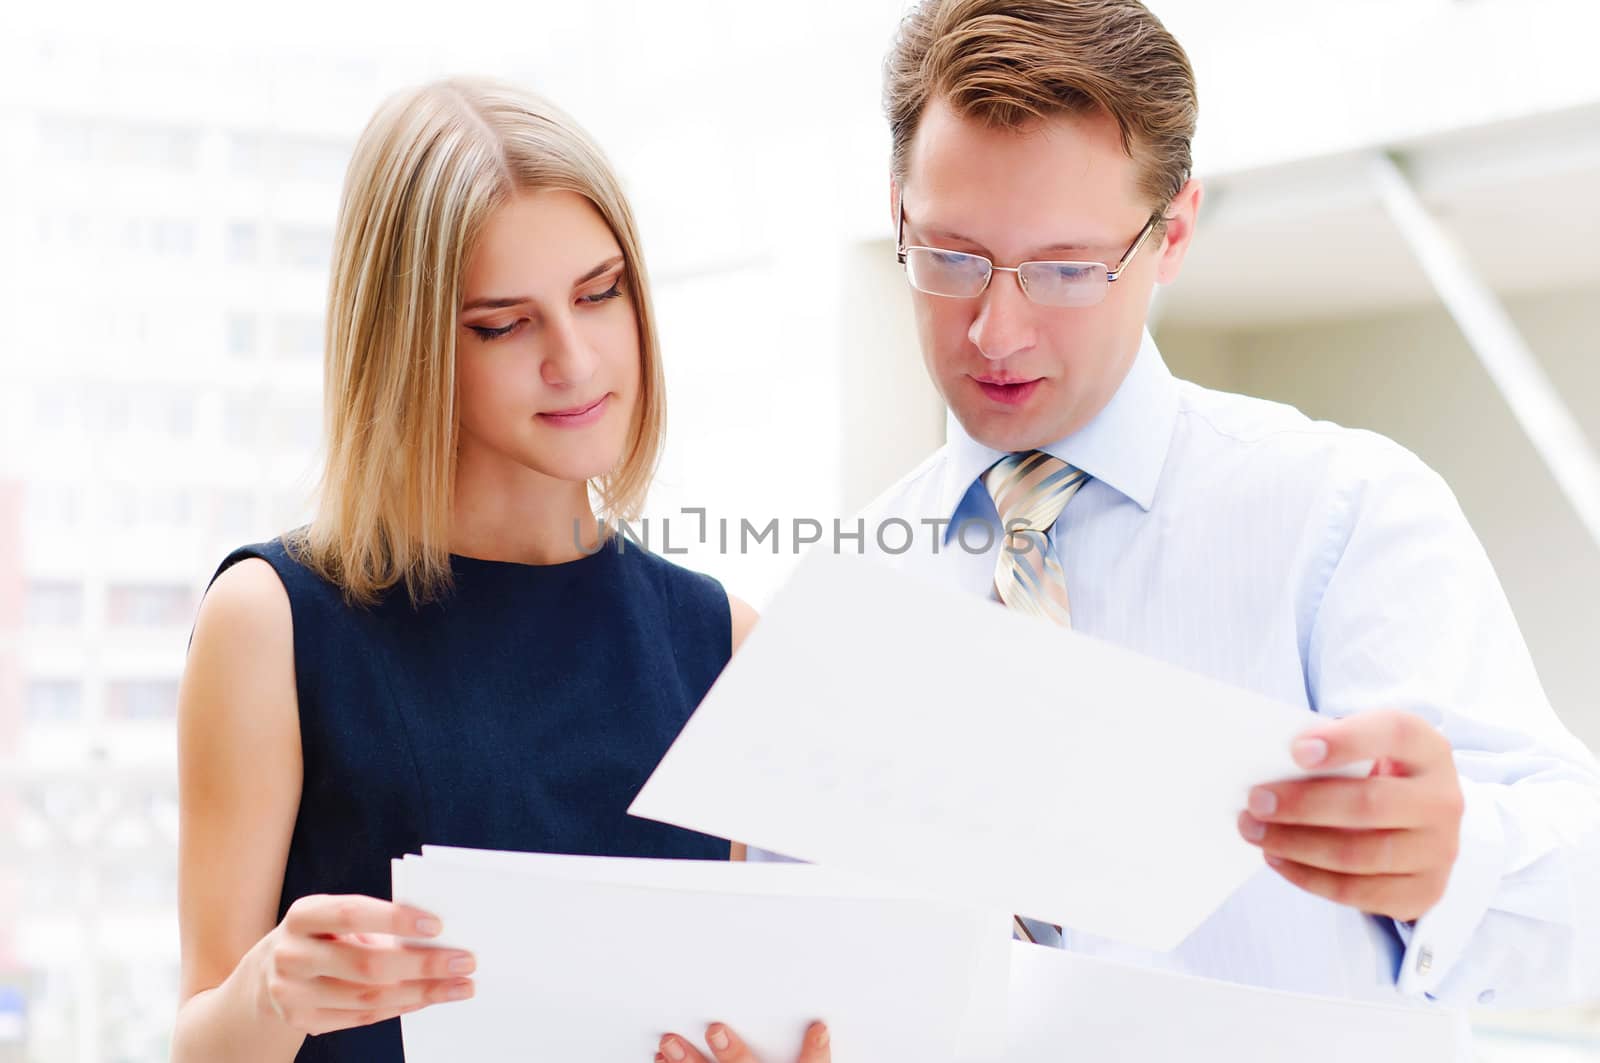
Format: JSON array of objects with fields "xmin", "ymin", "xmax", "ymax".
[
  {"xmin": 394, "ymin": 846, "xmax": 1012, "ymax": 1062},
  {"xmin": 396, "ymin": 549, "xmax": 1460, "ymax": 1061}
]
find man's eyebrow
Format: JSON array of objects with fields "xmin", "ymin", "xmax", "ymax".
[
  {"xmin": 917, "ymin": 225, "xmax": 1097, "ymax": 259},
  {"xmin": 460, "ymin": 254, "xmax": 625, "ymax": 312}
]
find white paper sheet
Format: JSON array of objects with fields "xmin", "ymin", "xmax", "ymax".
[
  {"xmin": 1005, "ymin": 940, "xmax": 1463, "ymax": 1061},
  {"xmin": 630, "ymin": 548, "xmax": 1366, "ymax": 953},
  {"xmin": 392, "ymin": 850, "xmax": 1012, "ymax": 1063}
]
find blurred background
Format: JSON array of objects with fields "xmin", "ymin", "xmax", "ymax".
[{"xmin": 0, "ymin": 0, "xmax": 1597, "ymax": 1058}]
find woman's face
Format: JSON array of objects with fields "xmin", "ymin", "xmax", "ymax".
[{"xmin": 455, "ymin": 188, "xmax": 641, "ymax": 486}]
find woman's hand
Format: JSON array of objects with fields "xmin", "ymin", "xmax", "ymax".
[
  {"xmin": 250, "ymin": 894, "xmax": 477, "ymax": 1036},
  {"xmin": 657, "ymin": 1021, "xmax": 831, "ymax": 1063}
]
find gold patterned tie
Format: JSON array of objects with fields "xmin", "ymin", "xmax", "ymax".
[
  {"xmin": 983, "ymin": 450, "xmax": 1089, "ymax": 627},
  {"xmin": 982, "ymin": 450, "xmax": 1089, "ymax": 946}
]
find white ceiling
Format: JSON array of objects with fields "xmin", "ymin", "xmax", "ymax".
[{"xmin": 1160, "ymin": 103, "xmax": 1600, "ymax": 329}]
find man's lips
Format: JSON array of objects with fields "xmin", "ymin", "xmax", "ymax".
[{"xmin": 971, "ymin": 375, "xmax": 1042, "ymax": 406}]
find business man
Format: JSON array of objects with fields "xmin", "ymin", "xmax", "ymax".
[{"xmin": 667, "ymin": 3, "xmax": 1600, "ymax": 1061}]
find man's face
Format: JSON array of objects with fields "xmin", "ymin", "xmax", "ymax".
[{"xmin": 898, "ymin": 97, "xmax": 1199, "ymax": 452}]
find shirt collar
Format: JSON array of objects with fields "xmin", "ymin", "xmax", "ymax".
[{"xmin": 935, "ymin": 329, "xmax": 1180, "ymax": 521}]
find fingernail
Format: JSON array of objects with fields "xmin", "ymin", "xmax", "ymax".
[
  {"xmin": 1292, "ymin": 737, "xmax": 1328, "ymax": 768},
  {"xmin": 447, "ymin": 980, "xmax": 474, "ymax": 1001},
  {"xmin": 662, "ymin": 1037, "xmax": 687, "ymax": 1062},
  {"xmin": 1266, "ymin": 854, "xmax": 1285, "ymax": 868},
  {"xmin": 1239, "ymin": 814, "xmax": 1266, "ymax": 842},
  {"xmin": 448, "ymin": 955, "xmax": 475, "ymax": 975},
  {"xmin": 415, "ymin": 917, "xmax": 443, "ymax": 936},
  {"xmin": 709, "ymin": 1025, "xmax": 730, "ymax": 1051},
  {"xmin": 1248, "ymin": 788, "xmax": 1277, "ymax": 817},
  {"xmin": 812, "ymin": 1023, "xmax": 830, "ymax": 1048}
]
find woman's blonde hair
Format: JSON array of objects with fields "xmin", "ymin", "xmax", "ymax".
[{"xmin": 291, "ymin": 76, "xmax": 666, "ymax": 606}]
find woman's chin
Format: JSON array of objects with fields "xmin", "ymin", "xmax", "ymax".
[{"xmin": 519, "ymin": 449, "xmax": 623, "ymax": 488}]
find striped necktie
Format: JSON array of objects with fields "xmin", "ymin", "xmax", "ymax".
[
  {"xmin": 984, "ymin": 450, "xmax": 1089, "ymax": 626},
  {"xmin": 982, "ymin": 450, "xmax": 1089, "ymax": 947}
]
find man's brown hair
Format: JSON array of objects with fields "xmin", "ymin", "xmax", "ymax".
[{"xmin": 885, "ymin": 0, "xmax": 1198, "ymax": 214}]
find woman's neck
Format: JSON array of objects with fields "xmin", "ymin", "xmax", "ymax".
[{"xmin": 449, "ymin": 449, "xmax": 604, "ymax": 565}]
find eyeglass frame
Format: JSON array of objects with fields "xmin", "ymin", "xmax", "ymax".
[{"xmin": 893, "ymin": 189, "xmax": 1167, "ymax": 306}]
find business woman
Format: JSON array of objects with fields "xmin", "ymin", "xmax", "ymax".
[{"xmin": 171, "ymin": 76, "xmax": 829, "ymax": 1063}]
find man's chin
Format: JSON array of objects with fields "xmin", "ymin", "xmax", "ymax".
[{"xmin": 950, "ymin": 406, "xmax": 1063, "ymax": 454}]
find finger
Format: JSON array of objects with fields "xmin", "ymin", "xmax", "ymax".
[
  {"xmin": 1246, "ymin": 775, "xmax": 1431, "ymax": 830},
  {"xmin": 1238, "ymin": 813, "xmax": 1434, "ymax": 875},
  {"xmin": 268, "ymin": 969, "xmax": 472, "ymax": 1022},
  {"xmin": 659, "ymin": 1033, "xmax": 712, "ymax": 1063},
  {"xmin": 280, "ymin": 935, "xmax": 475, "ymax": 985},
  {"xmin": 1290, "ymin": 710, "xmax": 1450, "ymax": 776},
  {"xmin": 703, "ymin": 1022, "xmax": 760, "ymax": 1063},
  {"xmin": 289, "ymin": 975, "xmax": 475, "ymax": 1013},
  {"xmin": 297, "ymin": 998, "xmax": 435, "ymax": 1037},
  {"xmin": 1263, "ymin": 853, "xmax": 1424, "ymax": 918},
  {"xmin": 797, "ymin": 1021, "xmax": 832, "ymax": 1063},
  {"xmin": 283, "ymin": 894, "xmax": 444, "ymax": 940}
]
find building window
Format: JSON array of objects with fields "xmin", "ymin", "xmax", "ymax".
[
  {"xmin": 26, "ymin": 680, "xmax": 83, "ymax": 723},
  {"xmin": 280, "ymin": 136, "xmax": 349, "ymax": 183},
  {"xmin": 105, "ymin": 680, "xmax": 180, "ymax": 721},
  {"xmin": 151, "ymin": 219, "xmax": 196, "ymax": 257},
  {"xmin": 227, "ymin": 131, "xmax": 266, "ymax": 176},
  {"xmin": 36, "ymin": 115, "xmax": 196, "ymax": 170},
  {"xmin": 275, "ymin": 315, "xmax": 323, "ymax": 360},
  {"xmin": 106, "ymin": 584, "xmax": 194, "ymax": 628},
  {"xmin": 272, "ymin": 404, "xmax": 322, "ymax": 451},
  {"xmin": 25, "ymin": 582, "xmax": 84, "ymax": 628},
  {"xmin": 24, "ymin": 484, "xmax": 83, "ymax": 529},
  {"xmin": 225, "ymin": 221, "xmax": 260, "ymax": 264},
  {"xmin": 213, "ymin": 491, "xmax": 257, "ymax": 540},
  {"xmin": 226, "ymin": 313, "xmax": 257, "ymax": 357},
  {"xmin": 276, "ymin": 225, "xmax": 331, "ymax": 270},
  {"xmin": 221, "ymin": 397, "xmax": 262, "ymax": 447}
]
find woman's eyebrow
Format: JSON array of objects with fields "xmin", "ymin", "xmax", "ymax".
[
  {"xmin": 461, "ymin": 254, "xmax": 625, "ymax": 311},
  {"xmin": 573, "ymin": 254, "xmax": 625, "ymax": 286}
]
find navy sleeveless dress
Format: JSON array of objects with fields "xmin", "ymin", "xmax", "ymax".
[{"xmin": 204, "ymin": 532, "xmax": 732, "ymax": 1062}]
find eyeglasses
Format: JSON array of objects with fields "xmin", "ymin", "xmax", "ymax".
[{"xmin": 894, "ymin": 193, "xmax": 1164, "ymax": 309}]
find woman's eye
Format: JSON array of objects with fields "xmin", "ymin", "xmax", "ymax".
[
  {"xmin": 469, "ymin": 322, "xmax": 519, "ymax": 341},
  {"xmin": 579, "ymin": 279, "xmax": 624, "ymax": 305}
]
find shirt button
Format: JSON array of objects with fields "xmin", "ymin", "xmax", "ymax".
[
  {"xmin": 1477, "ymin": 990, "xmax": 1496, "ymax": 1005},
  {"xmin": 1417, "ymin": 947, "xmax": 1434, "ymax": 975}
]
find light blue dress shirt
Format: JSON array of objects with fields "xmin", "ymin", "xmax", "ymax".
[{"xmin": 763, "ymin": 330, "xmax": 1600, "ymax": 1022}]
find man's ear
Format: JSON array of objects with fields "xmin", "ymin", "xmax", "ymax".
[
  {"xmin": 1155, "ymin": 177, "xmax": 1204, "ymax": 285},
  {"xmin": 888, "ymin": 176, "xmax": 901, "ymax": 227}
]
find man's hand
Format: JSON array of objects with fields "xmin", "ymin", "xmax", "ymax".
[
  {"xmin": 657, "ymin": 1021, "xmax": 830, "ymax": 1063},
  {"xmin": 1238, "ymin": 709, "xmax": 1464, "ymax": 923}
]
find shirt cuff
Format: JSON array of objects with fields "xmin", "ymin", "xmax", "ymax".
[{"xmin": 1395, "ymin": 778, "xmax": 1509, "ymax": 999}]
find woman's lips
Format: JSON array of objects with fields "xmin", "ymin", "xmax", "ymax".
[
  {"xmin": 973, "ymin": 378, "xmax": 1041, "ymax": 406},
  {"xmin": 538, "ymin": 394, "xmax": 609, "ymax": 427}
]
